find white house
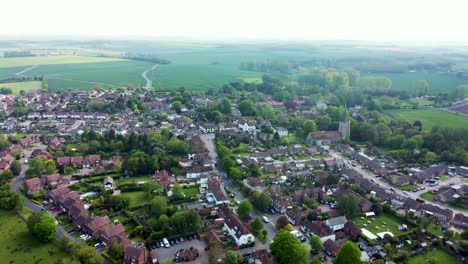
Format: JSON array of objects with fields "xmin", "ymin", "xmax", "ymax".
[
  {"xmin": 238, "ymin": 122, "xmax": 256, "ymax": 134},
  {"xmin": 103, "ymin": 176, "xmax": 114, "ymax": 190},
  {"xmin": 220, "ymin": 205, "xmax": 255, "ymax": 246},
  {"xmin": 273, "ymin": 127, "xmax": 288, "ymax": 138},
  {"xmin": 325, "ymin": 216, "xmax": 347, "ymax": 231}
]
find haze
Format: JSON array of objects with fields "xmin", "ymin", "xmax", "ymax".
[{"xmin": 2, "ymin": 0, "xmax": 468, "ymax": 43}]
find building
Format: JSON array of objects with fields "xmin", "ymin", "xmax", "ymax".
[
  {"xmin": 338, "ymin": 114, "xmax": 351, "ymax": 140},
  {"xmin": 268, "ymin": 188, "xmax": 292, "ymax": 214},
  {"xmin": 24, "ymin": 177, "xmax": 43, "ymax": 193},
  {"xmin": 206, "ymin": 177, "xmax": 229, "ymax": 204},
  {"xmin": 306, "ymin": 131, "xmax": 342, "ymax": 146},
  {"xmin": 103, "ymin": 176, "xmax": 114, "ymax": 190},
  {"xmin": 219, "ymin": 204, "xmax": 254, "ymax": 246},
  {"xmin": 325, "ymin": 216, "xmax": 347, "ymax": 231},
  {"xmin": 153, "ymin": 170, "xmax": 171, "ymax": 187},
  {"xmin": 124, "ymin": 246, "xmax": 147, "ymax": 264}
]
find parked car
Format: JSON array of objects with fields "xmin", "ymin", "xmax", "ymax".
[{"xmin": 262, "ymin": 216, "xmax": 269, "ymax": 223}]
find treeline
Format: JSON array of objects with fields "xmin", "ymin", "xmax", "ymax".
[
  {"xmin": 240, "ymin": 60, "xmax": 291, "ymax": 73},
  {"xmin": 0, "ymin": 76, "xmax": 43, "ymax": 83},
  {"xmin": 99, "ymin": 53, "xmax": 170, "ymax": 64},
  {"xmin": 3, "ymin": 51, "xmax": 34, "ymax": 58}
]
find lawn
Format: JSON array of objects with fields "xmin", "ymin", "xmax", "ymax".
[
  {"xmin": 400, "ymin": 184, "xmax": 420, "ymax": 191},
  {"xmin": 0, "ymin": 81, "xmax": 41, "ymax": 94},
  {"xmin": 353, "ymin": 213, "xmax": 411, "ymax": 236},
  {"xmin": 183, "ymin": 187, "xmax": 200, "ymax": 197},
  {"xmin": 384, "ymin": 108, "xmax": 468, "ymax": 130},
  {"xmin": 0, "ymin": 209, "xmax": 67, "ymax": 264},
  {"xmin": 407, "ymin": 249, "xmax": 459, "ymax": 264},
  {"xmin": 119, "ymin": 191, "xmax": 147, "ymax": 208},
  {"xmin": 0, "ymin": 55, "xmax": 126, "ymax": 68},
  {"xmin": 420, "ymin": 192, "xmax": 436, "ymax": 202},
  {"xmin": 426, "ymin": 222, "xmax": 443, "ymax": 237}
]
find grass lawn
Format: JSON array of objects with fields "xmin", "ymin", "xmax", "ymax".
[
  {"xmin": 439, "ymin": 175, "xmax": 448, "ymax": 181},
  {"xmin": 119, "ymin": 191, "xmax": 147, "ymax": 208},
  {"xmin": 240, "ymin": 77, "xmax": 262, "ymax": 83},
  {"xmin": 312, "ymin": 154, "xmax": 332, "ymax": 159},
  {"xmin": 116, "ymin": 175, "xmax": 150, "ymax": 185},
  {"xmin": 353, "ymin": 213, "xmax": 411, "ymax": 236},
  {"xmin": 383, "ymin": 108, "xmax": 468, "ymax": 130},
  {"xmin": 0, "ymin": 81, "xmax": 41, "ymax": 94},
  {"xmin": 0, "ymin": 209, "xmax": 67, "ymax": 264},
  {"xmin": 407, "ymin": 249, "xmax": 459, "ymax": 264},
  {"xmin": 421, "ymin": 192, "xmax": 436, "ymax": 202},
  {"xmin": 400, "ymin": 184, "xmax": 420, "ymax": 191},
  {"xmin": 183, "ymin": 187, "xmax": 200, "ymax": 197},
  {"xmin": 426, "ymin": 222, "xmax": 443, "ymax": 237}
]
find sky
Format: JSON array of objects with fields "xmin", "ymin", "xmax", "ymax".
[{"xmin": 1, "ymin": 0, "xmax": 468, "ymax": 43}]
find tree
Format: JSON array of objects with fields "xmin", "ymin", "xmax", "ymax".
[
  {"xmin": 237, "ymin": 200, "xmax": 252, "ymax": 219},
  {"xmin": 310, "ymin": 259, "xmax": 322, "ymax": 264},
  {"xmin": 26, "ymin": 156, "xmax": 46, "ymax": 178},
  {"xmin": 252, "ymin": 217, "xmax": 264, "ymax": 235},
  {"xmin": 238, "ymin": 99, "xmax": 256, "ymax": 116},
  {"xmin": 275, "ymin": 215, "xmax": 289, "ymax": 229},
  {"xmin": 337, "ymin": 194, "xmax": 360, "ymax": 218},
  {"xmin": 171, "ymin": 183, "xmax": 184, "ymax": 200},
  {"xmin": 108, "ymin": 237, "xmax": 123, "ymax": 260},
  {"xmin": 10, "ymin": 160, "xmax": 22, "ymax": 176},
  {"xmin": 41, "ymin": 75, "xmax": 49, "ymax": 91},
  {"xmin": 75, "ymin": 244, "xmax": 103, "ymax": 264},
  {"xmin": 110, "ymin": 195, "xmax": 130, "ymax": 210},
  {"xmin": 303, "ymin": 120, "xmax": 317, "ymax": 136},
  {"xmin": 217, "ymin": 98, "xmax": 232, "ymax": 115},
  {"xmin": 251, "ymin": 192, "xmax": 272, "ymax": 212},
  {"xmin": 45, "ymin": 159, "xmax": 57, "ymax": 175},
  {"xmin": 172, "ymin": 101, "xmax": 182, "ymax": 114},
  {"xmin": 310, "ymin": 235, "xmax": 323, "ymax": 254},
  {"xmin": 166, "ymin": 139, "xmax": 189, "ymax": 155},
  {"xmin": 412, "ymin": 80, "xmax": 429, "ymax": 97},
  {"xmin": 27, "ymin": 211, "xmax": 57, "ymax": 242},
  {"xmin": 170, "ymin": 209, "xmax": 201, "ymax": 235},
  {"xmin": 327, "ymin": 173, "xmax": 340, "ymax": 185},
  {"xmin": 335, "ymin": 241, "xmax": 361, "ymax": 264},
  {"xmin": 315, "ymin": 116, "xmax": 331, "ymax": 131},
  {"xmin": 143, "ymin": 181, "xmax": 161, "ymax": 200},
  {"xmin": 0, "ymin": 184, "xmax": 20, "ymax": 210},
  {"xmin": 224, "ymin": 251, "xmax": 244, "ymax": 264},
  {"xmin": 150, "ymin": 196, "xmax": 167, "ymax": 218},
  {"xmin": 270, "ymin": 230, "xmax": 309, "ymax": 264}
]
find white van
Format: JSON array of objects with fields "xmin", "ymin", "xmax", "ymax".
[{"xmin": 163, "ymin": 238, "xmax": 170, "ymax": 248}]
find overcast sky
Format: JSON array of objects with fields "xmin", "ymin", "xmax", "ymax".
[{"xmin": 1, "ymin": 0, "xmax": 467, "ymax": 43}]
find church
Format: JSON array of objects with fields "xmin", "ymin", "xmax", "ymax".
[{"xmin": 306, "ymin": 114, "xmax": 350, "ymax": 146}]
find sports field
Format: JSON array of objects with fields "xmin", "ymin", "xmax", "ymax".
[
  {"xmin": 0, "ymin": 81, "xmax": 41, "ymax": 94},
  {"xmin": 384, "ymin": 108, "xmax": 468, "ymax": 130},
  {"xmin": 0, "ymin": 209, "xmax": 67, "ymax": 264}
]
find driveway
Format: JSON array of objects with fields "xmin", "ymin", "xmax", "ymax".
[{"xmin": 153, "ymin": 238, "xmax": 207, "ymax": 264}]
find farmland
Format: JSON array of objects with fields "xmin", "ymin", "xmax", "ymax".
[
  {"xmin": 0, "ymin": 55, "xmax": 125, "ymax": 68},
  {"xmin": 0, "ymin": 209, "xmax": 67, "ymax": 264},
  {"xmin": 0, "ymin": 81, "xmax": 41, "ymax": 94},
  {"xmin": 371, "ymin": 72, "xmax": 467, "ymax": 94},
  {"xmin": 384, "ymin": 108, "xmax": 468, "ymax": 130},
  {"xmin": 448, "ymin": 100, "xmax": 468, "ymax": 115}
]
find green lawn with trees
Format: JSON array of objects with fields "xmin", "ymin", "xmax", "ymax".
[
  {"xmin": 407, "ymin": 249, "xmax": 459, "ymax": 264},
  {"xmin": 384, "ymin": 108, "xmax": 468, "ymax": 130},
  {"xmin": 353, "ymin": 213, "xmax": 411, "ymax": 236}
]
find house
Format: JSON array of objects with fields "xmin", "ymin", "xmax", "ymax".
[
  {"xmin": 243, "ymin": 177, "xmax": 265, "ymax": 191},
  {"xmin": 301, "ymin": 220, "xmax": 335, "ymax": 243},
  {"xmin": 97, "ymin": 224, "xmax": 126, "ymax": 245},
  {"xmin": 149, "ymin": 249, "xmax": 159, "ymax": 264},
  {"xmin": 306, "ymin": 131, "xmax": 342, "ymax": 146},
  {"xmin": 198, "ymin": 122, "xmax": 216, "ymax": 133},
  {"xmin": 238, "ymin": 122, "xmax": 256, "ymax": 134},
  {"xmin": 286, "ymin": 208, "xmax": 308, "ymax": 226},
  {"xmin": 343, "ymin": 221, "xmax": 361, "ymax": 240},
  {"xmin": 219, "ymin": 204, "xmax": 254, "ymax": 246},
  {"xmin": 83, "ymin": 216, "xmax": 112, "ymax": 237},
  {"xmin": 420, "ymin": 204, "xmax": 453, "ymax": 223},
  {"xmin": 456, "ymin": 166, "xmax": 468, "ymax": 177},
  {"xmin": 24, "ymin": 177, "xmax": 43, "ymax": 193},
  {"xmin": 272, "ymin": 127, "xmax": 288, "ymax": 138},
  {"xmin": 124, "ymin": 246, "xmax": 147, "ymax": 264},
  {"xmin": 453, "ymin": 213, "xmax": 468, "ymax": 230},
  {"xmin": 251, "ymin": 249, "xmax": 278, "ymax": 264},
  {"xmin": 325, "ymin": 216, "xmax": 347, "ymax": 231},
  {"xmin": 48, "ymin": 186, "xmax": 70, "ymax": 203},
  {"xmin": 206, "ymin": 177, "xmax": 229, "ymax": 204},
  {"xmin": 103, "ymin": 176, "xmax": 114, "ymax": 190},
  {"xmin": 268, "ymin": 188, "xmax": 292, "ymax": 214},
  {"xmin": 153, "ymin": 170, "xmax": 171, "ymax": 187},
  {"xmin": 323, "ymin": 239, "xmax": 340, "ymax": 257},
  {"xmin": 44, "ymin": 174, "xmax": 69, "ymax": 189}
]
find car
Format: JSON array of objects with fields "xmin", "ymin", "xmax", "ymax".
[
  {"xmin": 390, "ymin": 188, "xmax": 395, "ymax": 191},
  {"xmin": 24, "ymin": 159, "xmax": 29, "ymax": 164},
  {"xmin": 42, "ymin": 201, "xmax": 49, "ymax": 206},
  {"xmin": 412, "ymin": 189, "xmax": 418, "ymax": 192},
  {"xmin": 67, "ymin": 229, "xmax": 76, "ymax": 234},
  {"xmin": 262, "ymin": 216, "xmax": 269, "ymax": 223},
  {"xmin": 242, "ymin": 252, "xmax": 252, "ymax": 257},
  {"xmin": 175, "ymin": 238, "xmax": 180, "ymax": 244},
  {"xmin": 94, "ymin": 243, "xmax": 102, "ymax": 248},
  {"xmin": 403, "ymin": 191, "xmax": 409, "ymax": 196},
  {"xmin": 180, "ymin": 237, "xmax": 184, "ymax": 242}
]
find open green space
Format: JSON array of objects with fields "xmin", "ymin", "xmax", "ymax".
[
  {"xmin": 375, "ymin": 72, "xmax": 467, "ymax": 94},
  {"xmin": 182, "ymin": 187, "xmax": 200, "ymax": 197},
  {"xmin": 407, "ymin": 249, "xmax": 459, "ymax": 264},
  {"xmin": 384, "ymin": 108, "xmax": 468, "ymax": 130},
  {"xmin": 426, "ymin": 222, "xmax": 443, "ymax": 237},
  {"xmin": 0, "ymin": 81, "xmax": 41, "ymax": 94},
  {"xmin": 420, "ymin": 192, "xmax": 436, "ymax": 202},
  {"xmin": 0, "ymin": 209, "xmax": 67, "ymax": 264},
  {"xmin": 118, "ymin": 191, "xmax": 147, "ymax": 208},
  {"xmin": 0, "ymin": 56, "xmax": 126, "ymax": 68},
  {"xmin": 353, "ymin": 213, "xmax": 411, "ymax": 236},
  {"xmin": 400, "ymin": 184, "xmax": 420, "ymax": 191}
]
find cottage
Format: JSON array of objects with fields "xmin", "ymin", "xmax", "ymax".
[
  {"xmin": 301, "ymin": 220, "xmax": 335, "ymax": 243},
  {"xmin": 103, "ymin": 176, "xmax": 114, "ymax": 190},
  {"xmin": 325, "ymin": 216, "xmax": 347, "ymax": 231},
  {"xmin": 323, "ymin": 239, "xmax": 340, "ymax": 257},
  {"xmin": 24, "ymin": 177, "xmax": 43, "ymax": 193},
  {"xmin": 153, "ymin": 170, "xmax": 171, "ymax": 187},
  {"xmin": 268, "ymin": 188, "xmax": 292, "ymax": 214}
]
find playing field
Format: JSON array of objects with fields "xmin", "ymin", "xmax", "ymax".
[
  {"xmin": 0, "ymin": 55, "xmax": 125, "ymax": 68},
  {"xmin": 384, "ymin": 108, "xmax": 468, "ymax": 130},
  {"xmin": 353, "ymin": 213, "xmax": 411, "ymax": 236},
  {"xmin": 0, "ymin": 81, "xmax": 41, "ymax": 94},
  {"xmin": 0, "ymin": 209, "xmax": 67, "ymax": 264},
  {"xmin": 407, "ymin": 249, "xmax": 459, "ymax": 264}
]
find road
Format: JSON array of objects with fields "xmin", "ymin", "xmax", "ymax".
[
  {"xmin": 11, "ymin": 144, "xmax": 76, "ymax": 242},
  {"xmin": 330, "ymin": 150, "xmax": 467, "ymax": 216},
  {"xmin": 141, "ymin": 64, "xmax": 158, "ymax": 90},
  {"xmin": 15, "ymin": 65, "xmax": 39, "ymax": 76}
]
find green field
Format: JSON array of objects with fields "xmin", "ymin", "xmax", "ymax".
[
  {"xmin": 0, "ymin": 56, "xmax": 125, "ymax": 68},
  {"xmin": 119, "ymin": 191, "xmax": 147, "ymax": 208},
  {"xmin": 353, "ymin": 213, "xmax": 411, "ymax": 236},
  {"xmin": 0, "ymin": 81, "xmax": 41, "ymax": 94},
  {"xmin": 407, "ymin": 249, "xmax": 458, "ymax": 264},
  {"xmin": 373, "ymin": 72, "xmax": 467, "ymax": 94},
  {"xmin": 421, "ymin": 192, "xmax": 436, "ymax": 202},
  {"xmin": 384, "ymin": 108, "xmax": 468, "ymax": 130},
  {"xmin": 0, "ymin": 209, "xmax": 67, "ymax": 264},
  {"xmin": 183, "ymin": 187, "xmax": 200, "ymax": 197}
]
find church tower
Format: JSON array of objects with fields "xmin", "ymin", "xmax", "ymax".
[{"xmin": 338, "ymin": 109, "xmax": 351, "ymax": 140}]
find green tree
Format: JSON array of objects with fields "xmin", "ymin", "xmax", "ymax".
[
  {"xmin": 252, "ymin": 217, "xmax": 264, "ymax": 235},
  {"xmin": 335, "ymin": 241, "xmax": 361, "ymax": 264},
  {"xmin": 150, "ymin": 196, "xmax": 167, "ymax": 218},
  {"xmin": 171, "ymin": 183, "xmax": 184, "ymax": 200},
  {"xmin": 27, "ymin": 211, "xmax": 57, "ymax": 242},
  {"xmin": 143, "ymin": 181, "xmax": 161, "ymax": 200},
  {"xmin": 238, "ymin": 99, "xmax": 256, "ymax": 116},
  {"xmin": 10, "ymin": 160, "xmax": 22, "ymax": 176},
  {"xmin": 412, "ymin": 80, "xmax": 429, "ymax": 97},
  {"xmin": 337, "ymin": 194, "xmax": 360, "ymax": 218},
  {"xmin": 237, "ymin": 200, "xmax": 253, "ymax": 219},
  {"xmin": 270, "ymin": 230, "xmax": 309, "ymax": 264},
  {"xmin": 75, "ymin": 244, "xmax": 103, "ymax": 264},
  {"xmin": 45, "ymin": 159, "xmax": 57, "ymax": 175},
  {"xmin": 303, "ymin": 119, "xmax": 317, "ymax": 137},
  {"xmin": 166, "ymin": 139, "xmax": 189, "ymax": 154},
  {"xmin": 310, "ymin": 235, "xmax": 323, "ymax": 254},
  {"xmin": 110, "ymin": 195, "xmax": 130, "ymax": 210},
  {"xmin": 217, "ymin": 98, "xmax": 232, "ymax": 115},
  {"xmin": 41, "ymin": 75, "xmax": 49, "ymax": 91},
  {"xmin": 0, "ymin": 184, "xmax": 20, "ymax": 210},
  {"xmin": 315, "ymin": 116, "xmax": 331, "ymax": 131},
  {"xmin": 26, "ymin": 156, "xmax": 46, "ymax": 178},
  {"xmin": 424, "ymin": 151, "xmax": 438, "ymax": 164},
  {"xmin": 108, "ymin": 237, "xmax": 123, "ymax": 260},
  {"xmin": 172, "ymin": 101, "xmax": 182, "ymax": 114},
  {"xmin": 224, "ymin": 251, "xmax": 244, "ymax": 264},
  {"xmin": 251, "ymin": 191, "xmax": 272, "ymax": 212}
]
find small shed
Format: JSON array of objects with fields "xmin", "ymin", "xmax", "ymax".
[{"xmin": 365, "ymin": 212, "xmax": 375, "ymax": 218}]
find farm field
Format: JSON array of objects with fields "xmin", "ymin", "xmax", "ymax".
[
  {"xmin": 353, "ymin": 213, "xmax": 411, "ymax": 236},
  {"xmin": 0, "ymin": 209, "xmax": 67, "ymax": 264},
  {"xmin": 0, "ymin": 55, "xmax": 126, "ymax": 68},
  {"xmin": 372, "ymin": 72, "xmax": 467, "ymax": 94},
  {"xmin": 384, "ymin": 108, "xmax": 468, "ymax": 130},
  {"xmin": 448, "ymin": 101, "xmax": 468, "ymax": 115},
  {"xmin": 0, "ymin": 81, "xmax": 41, "ymax": 94},
  {"xmin": 407, "ymin": 249, "xmax": 459, "ymax": 264}
]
